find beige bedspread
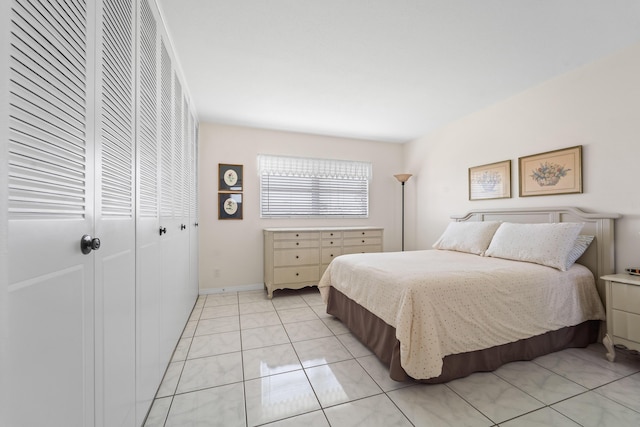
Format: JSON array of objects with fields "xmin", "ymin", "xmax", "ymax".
[{"xmin": 318, "ymin": 250, "xmax": 605, "ymax": 380}]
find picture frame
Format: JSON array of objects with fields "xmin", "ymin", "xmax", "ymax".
[
  {"xmin": 218, "ymin": 193, "xmax": 243, "ymax": 220},
  {"xmin": 469, "ymin": 160, "xmax": 511, "ymax": 200},
  {"xmin": 519, "ymin": 145, "xmax": 582, "ymax": 197},
  {"xmin": 219, "ymin": 163, "xmax": 243, "ymax": 192}
]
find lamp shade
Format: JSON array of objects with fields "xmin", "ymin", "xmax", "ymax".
[{"xmin": 394, "ymin": 173, "xmax": 412, "ymax": 183}]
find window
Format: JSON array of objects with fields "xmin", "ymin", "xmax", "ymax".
[{"xmin": 258, "ymin": 154, "xmax": 372, "ymax": 218}]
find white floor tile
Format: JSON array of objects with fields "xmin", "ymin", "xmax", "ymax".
[
  {"xmin": 239, "ymin": 300, "xmax": 276, "ymax": 315},
  {"xmin": 284, "ymin": 319, "xmax": 333, "ymax": 342},
  {"xmin": 205, "ymin": 293, "xmax": 239, "ymax": 307},
  {"xmin": 594, "ymin": 372, "xmax": 640, "ymax": 412},
  {"xmin": 324, "ymin": 394, "xmax": 412, "ymax": 427},
  {"xmin": 534, "ymin": 350, "xmax": 627, "ymax": 389},
  {"xmin": 240, "ymin": 311, "xmax": 282, "ymax": 330},
  {"xmin": 182, "ymin": 320, "xmax": 197, "ymax": 338},
  {"xmin": 388, "ymin": 383, "xmax": 492, "ymax": 427},
  {"xmin": 243, "ymin": 343, "xmax": 303, "ymax": 380},
  {"xmin": 272, "ymin": 295, "xmax": 308, "ymax": 310},
  {"xmin": 321, "ymin": 317, "xmax": 350, "ymax": 335},
  {"xmin": 188, "ymin": 330, "xmax": 241, "ymax": 359},
  {"xmin": 447, "ymin": 372, "xmax": 544, "ymax": 424},
  {"xmin": 563, "ymin": 347, "xmax": 640, "ymax": 376},
  {"xmin": 311, "ymin": 305, "xmax": 332, "ymax": 319},
  {"xmin": 238, "ymin": 289, "xmax": 269, "ymax": 304},
  {"xmin": 293, "ymin": 336, "xmax": 353, "ymax": 368},
  {"xmin": 500, "ymin": 407, "xmax": 580, "ymax": 427},
  {"xmin": 241, "ymin": 324, "xmax": 291, "ymax": 350},
  {"xmin": 245, "ymin": 370, "xmax": 320, "ymax": 426},
  {"xmin": 306, "ymin": 359, "xmax": 382, "ymax": 408},
  {"xmin": 156, "ymin": 361, "xmax": 184, "ymax": 398},
  {"xmin": 144, "ymin": 396, "xmax": 172, "ymax": 427},
  {"xmin": 177, "ymin": 352, "xmax": 243, "ymax": 394},
  {"xmin": 262, "ymin": 410, "xmax": 329, "ymax": 427},
  {"xmin": 195, "ymin": 316, "xmax": 240, "ymax": 336},
  {"xmin": 552, "ymin": 390, "xmax": 640, "ymax": 427},
  {"xmin": 200, "ymin": 304, "xmax": 240, "ymax": 320},
  {"xmin": 277, "ymin": 306, "xmax": 319, "ymax": 324},
  {"xmin": 494, "ymin": 360, "xmax": 587, "ymax": 405},
  {"xmin": 171, "ymin": 337, "xmax": 191, "ymax": 362},
  {"xmin": 357, "ymin": 355, "xmax": 413, "ymax": 392},
  {"xmin": 165, "ymin": 383, "xmax": 245, "ymax": 427},
  {"xmin": 336, "ymin": 332, "xmax": 373, "ymax": 358}
]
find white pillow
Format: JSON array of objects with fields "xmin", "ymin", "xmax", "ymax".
[
  {"xmin": 484, "ymin": 222, "xmax": 584, "ymax": 271},
  {"xmin": 564, "ymin": 235, "xmax": 594, "ymax": 270},
  {"xmin": 432, "ymin": 221, "xmax": 502, "ymax": 255}
]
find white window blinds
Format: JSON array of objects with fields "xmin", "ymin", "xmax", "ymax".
[{"xmin": 258, "ymin": 154, "xmax": 372, "ymax": 218}]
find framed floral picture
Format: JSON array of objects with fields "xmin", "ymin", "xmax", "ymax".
[
  {"xmin": 469, "ymin": 160, "xmax": 511, "ymax": 200},
  {"xmin": 218, "ymin": 193, "xmax": 243, "ymax": 220},
  {"xmin": 519, "ymin": 145, "xmax": 582, "ymax": 197},
  {"xmin": 219, "ymin": 163, "xmax": 243, "ymax": 192}
]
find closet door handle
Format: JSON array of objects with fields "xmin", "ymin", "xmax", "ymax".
[
  {"xmin": 80, "ymin": 235, "xmax": 101, "ymax": 254},
  {"xmin": 180, "ymin": 224, "xmax": 186, "ymax": 230},
  {"xmin": 159, "ymin": 227, "xmax": 167, "ymax": 236}
]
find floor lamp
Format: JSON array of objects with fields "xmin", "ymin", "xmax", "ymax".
[{"xmin": 394, "ymin": 174, "xmax": 412, "ymax": 251}]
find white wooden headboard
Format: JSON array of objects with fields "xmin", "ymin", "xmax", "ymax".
[{"xmin": 451, "ymin": 207, "xmax": 621, "ymax": 302}]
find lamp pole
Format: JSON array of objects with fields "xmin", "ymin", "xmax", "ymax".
[{"xmin": 393, "ymin": 174, "xmax": 412, "ymax": 251}]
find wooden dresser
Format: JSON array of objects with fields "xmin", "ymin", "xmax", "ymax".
[{"xmin": 263, "ymin": 227, "xmax": 383, "ymax": 298}]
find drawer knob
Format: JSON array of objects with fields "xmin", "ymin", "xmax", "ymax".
[
  {"xmin": 362, "ymin": 232, "xmax": 365, "ymax": 235},
  {"xmin": 296, "ymin": 255, "xmax": 299, "ymax": 259},
  {"xmin": 296, "ymin": 233, "xmax": 299, "ymax": 237},
  {"xmin": 330, "ymin": 233, "xmax": 334, "ymax": 236},
  {"xmin": 330, "ymin": 241, "xmax": 334, "ymax": 245},
  {"xmin": 296, "ymin": 242, "xmax": 299, "ymax": 246},
  {"xmin": 362, "ymin": 240, "xmax": 365, "ymax": 243},
  {"xmin": 296, "ymin": 273, "xmax": 299, "ymax": 276},
  {"xmin": 330, "ymin": 254, "xmax": 334, "ymax": 257}
]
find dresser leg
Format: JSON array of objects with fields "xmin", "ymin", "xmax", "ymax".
[{"xmin": 603, "ymin": 334, "xmax": 616, "ymax": 362}]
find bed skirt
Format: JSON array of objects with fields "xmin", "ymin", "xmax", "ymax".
[{"xmin": 326, "ymin": 286, "xmax": 600, "ymax": 383}]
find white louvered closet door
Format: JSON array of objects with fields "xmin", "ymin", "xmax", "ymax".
[
  {"xmin": 135, "ymin": 0, "xmax": 163, "ymax": 422},
  {"xmin": 94, "ymin": 0, "xmax": 136, "ymax": 425},
  {"xmin": 7, "ymin": 1, "xmax": 97, "ymax": 425},
  {"xmin": 189, "ymin": 111, "xmax": 199, "ymax": 293},
  {"xmin": 158, "ymin": 38, "xmax": 180, "ymax": 362}
]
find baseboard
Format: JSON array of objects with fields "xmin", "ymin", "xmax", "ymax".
[{"xmin": 198, "ymin": 283, "xmax": 264, "ymax": 295}]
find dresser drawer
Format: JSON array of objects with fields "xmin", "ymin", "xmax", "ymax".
[
  {"xmin": 322, "ymin": 238, "xmax": 341, "ymax": 248},
  {"xmin": 343, "ymin": 244, "xmax": 382, "ymax": 255},
  {"xmin": 612, "ymin": 309, "xmax": 640, "ymax": 343},
  {"xmin": 273, "ymin": 248, "xmax": 319, "ymax": 267},
  {"xmin": 343, "ymin": 229, "xmax": 382, "ymax": 239},
  {"xmin": 273, "ymin": 231, "xmax": 320, "ymax": 240},
  {"xmin": 611, "ymin": 282, "xmax": 640, "ymax": 314},
  {"xmin": 322, "ymin": 231, "xmax": 342, "ymax": 239},
  {"xmin": 274, "ymin": 266, "xmax": 319, "ymax": 284},
  {"xmin": 322, "ymin": 247, "xmax": 343, "ymax": 264},
  {"xmin": 274, "ymin": 240, "xmax": 319, "ymax": 249},
  {"xmin": 343, "ymin": 237, "xmax": 383, "ymax": 247}
]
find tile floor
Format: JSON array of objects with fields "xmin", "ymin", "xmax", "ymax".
[{"xmin": 144, "ymin": 287, "xmax": 640, "ymax": 427}]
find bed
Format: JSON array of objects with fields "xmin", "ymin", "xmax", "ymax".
[{"xmin": 318, "ymin": 207, "xmax": 620, "ymax": 383}]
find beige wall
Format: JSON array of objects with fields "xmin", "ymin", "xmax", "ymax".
[
  {"xmin": 404, "ymin": 42, "xmax": 640, "ymax": 272},
  {"xmin": 198, "ymin": 124, "xmax": 405, "ymax": 292}
]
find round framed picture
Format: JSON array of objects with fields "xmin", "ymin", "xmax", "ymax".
[
  {"xmin": 219, "ymin": 163, "xmax": 243, "ymax": 191},
  {"xmin": 218, "ymin": 193, "xmax": 243, "ymax": 220}
]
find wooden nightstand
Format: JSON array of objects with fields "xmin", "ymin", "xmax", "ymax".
[{"xmin": 601, "ymin": 273, "xmax": 640, "ymax": 362}]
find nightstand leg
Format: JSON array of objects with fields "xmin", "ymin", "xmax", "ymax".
[{"xmin": 603, "ymin": 333, "xmax": 616, "ymax": 362}]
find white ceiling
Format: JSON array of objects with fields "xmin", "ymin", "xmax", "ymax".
[{"xmin": 157, "ymin": 0, "xmax": 640, "ymax": 143}]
